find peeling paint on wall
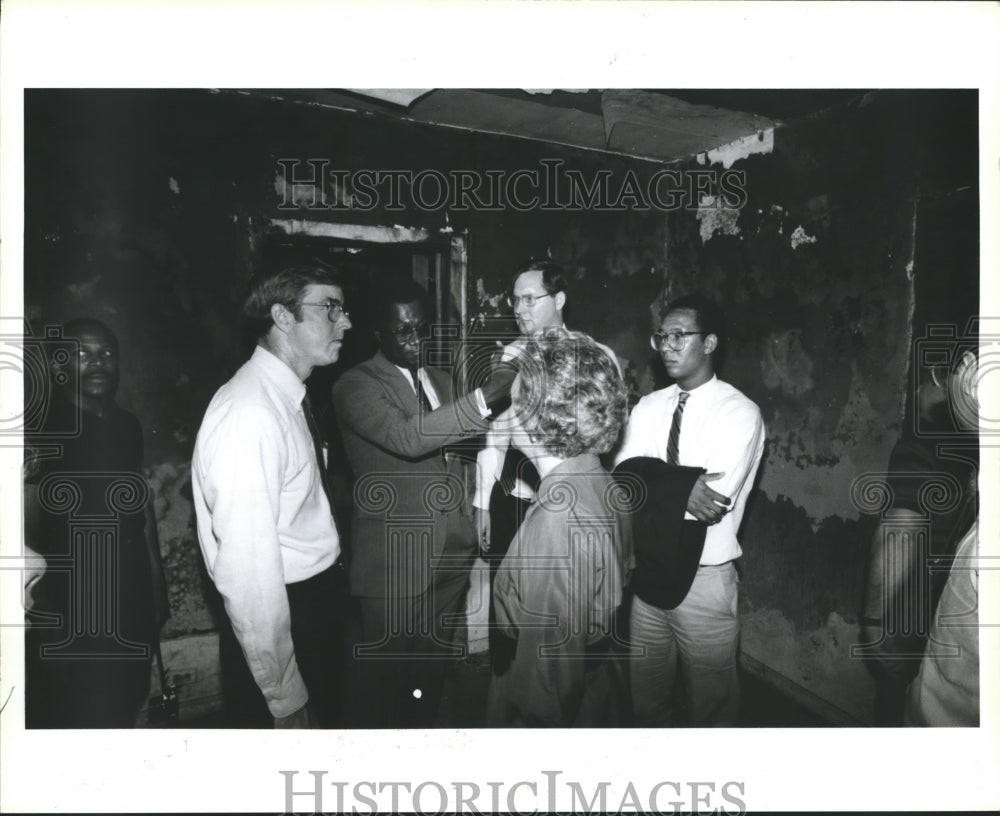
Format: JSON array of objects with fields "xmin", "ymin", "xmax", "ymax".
[
  {"xmin": 759, "ymin": 361, "xmax": 891, "ymax": 526},
  {"xmin": 761, "ymin": 329, "xmax": 814, "ymax": 397},
  {"xmin": 148, "ymin": 461, "xmax": 215, "ymax": 637},
  {"xmin": 273, "ymin": 171, "xmax": 326, "ymax": 208},
  {"xmin": 474, "ymin": 277, "xmax": 505, "ymax": 314},
  {"xmin": 696, "ymin": 195, "xmax": 741, "ymax": 243},
  {"xmin": 698, "ymin": 128, "xmax": 775, "ymax": 169},
  {"xmin": 790, "ymin": 225, "xmax": 818, "ymax": 249},
  {"xmin": 604, "ymin": 212, "xmax": 666, "ymax": 277}
]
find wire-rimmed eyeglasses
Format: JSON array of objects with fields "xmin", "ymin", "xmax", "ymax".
[
  {"xmin": 650, "ymin": 330, "xmax": 705, "ymax": 351},
  {"xmin": 301, "ymin": 300, "xmax": 350, "ymax": 322},
  {"xmin": 507, "ymin": 292, "xmax": 552, "ymax": 309},
  {"xmin": 390, "ymin": 321, "xmax": 430, "ymax": 343}
]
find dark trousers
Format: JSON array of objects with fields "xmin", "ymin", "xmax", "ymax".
[
  {"xmin": 219, "ymin": 561, "xmax": 348, "ymax": 728},
  {"xmin": 25, "ymin": 627, "xmax": 152, "ymax": 728},
  {"xmin": 348, "ymin": 533, "xmax": 474, "ymax": 728}
]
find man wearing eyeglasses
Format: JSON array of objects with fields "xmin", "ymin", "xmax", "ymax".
[
  {"xmin": 616, "ymin": 294, "xmax": 765, "ymax": 727},
  {"xmin": 475, "ymin": 259, "xmax": 619, "ymax": 673},
  {"xmin": 192, "ymin": 264, "xmax": 352, "ymax": 729},
  {"xmin": 332, "ymin": 277, "xmax": 511, "ymax": 727}
]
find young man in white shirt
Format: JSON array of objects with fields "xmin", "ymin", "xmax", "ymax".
[
  {"xmin": 616, "ymin": 294, "xmax": 765, "ymax": 726},
  {"xmin": 192, "ymin": 265, "xmax": 352, "ymax": 729}
]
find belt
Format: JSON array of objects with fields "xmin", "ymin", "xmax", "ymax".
[{"xmin": 287, "ymin": 558, "xmax": 345, "ymax": 589}]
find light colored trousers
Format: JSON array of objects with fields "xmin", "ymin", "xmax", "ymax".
[{"xmin": 630, "ymin": 562, "xmax": 740, "ymax": 727}]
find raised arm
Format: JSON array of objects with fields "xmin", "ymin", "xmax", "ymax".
[{"xmin": 333, "ymin": 370, "xmax": 490, "ymax": 460}]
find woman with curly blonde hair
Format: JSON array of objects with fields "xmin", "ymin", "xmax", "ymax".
[{"xmin": 487, "ymin": 328, "xmax": 633, "ymax": 726}]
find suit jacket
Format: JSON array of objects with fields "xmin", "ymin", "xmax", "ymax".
[
  {"xmin": 332, "ymin": 351, "xmax": 489, "ymax": 598},
  {"xmin": 613, "ymin": 456, "xmax": 708, "ymax": 610}
]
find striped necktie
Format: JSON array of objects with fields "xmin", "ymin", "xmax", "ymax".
[
  {"xmin": 666, "ymin": 391, "xmax": 689, "ymax": 465},
  {"xmin": 408, "ymin": 368, "xmax": 433, "ymax": 413}
]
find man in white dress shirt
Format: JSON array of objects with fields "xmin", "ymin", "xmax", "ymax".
[
  {"xmin": 192, "ymin": 264, "xmax": 352, "ymax": 729},
  {"xmin": 475, "ymin": 259, "xmax": 619, "ymax": 673},
  {"xmin": 475, "ymin": 260, "xmax": 620, "ymax": 547},
  {"xmin": 616, "ymin": 294, "xmax": 765, "ymax": 726}
]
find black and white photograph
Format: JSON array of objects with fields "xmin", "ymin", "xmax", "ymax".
[{"xmin": 1, "ymin": 2, "xmax": 998, "ymax": 814}]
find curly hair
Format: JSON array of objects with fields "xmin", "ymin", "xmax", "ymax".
[{"xmin": 512, "ymin": 328, "xmax": 626, "ymax": 458}]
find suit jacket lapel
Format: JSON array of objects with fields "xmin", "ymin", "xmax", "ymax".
[
  {"xmin": 372, "ymin": 350, "xmax": 420, "ymax": 412},
  {"xmin": 373, "ymin": 350, "xmax": 456, "ymax": 411}
]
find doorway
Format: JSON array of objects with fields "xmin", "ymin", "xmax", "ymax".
[{"xmin": 258, "ymin": 219, "xmax": 472, "ymax": 524}]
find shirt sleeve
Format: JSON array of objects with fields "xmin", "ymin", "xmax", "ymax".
[
  {"xmin": 698, "ymin": 399, "xmax": 765, "ymax": 507},
  {"xmin": 474, "ymin": 412, "xmax": 511, "ymax": 509},
  {"xmin": 197, "ymin": 405, "xmax": 307, "ymax": 719}
]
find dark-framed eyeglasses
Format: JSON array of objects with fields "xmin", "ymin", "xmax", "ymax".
[
  {"xmin": 391, "ymin": 321, "xmax": 430, "ymax": 343},
  {"xmin": 507, "ymin": 292, "xmax": 552, "ymax": 309},
  {"xmin": 301, "ymin": 300, "xmax": 349, "ymax": 322},
  {"xmin": 651, "ymin": 330, "xmax": 705, "ymax": 350}
]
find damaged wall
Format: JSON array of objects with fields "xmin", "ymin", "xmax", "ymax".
[
  {"xmin": 23, "ymin": 90, "xmax": 978, "ymax": 724},
  {"xmin": 655, "ymin": 91, "xmax": 978, "ymax": 722},
  {"xmin": 23, "ymin": 89, "xmax": 676, "ymax": 706}
]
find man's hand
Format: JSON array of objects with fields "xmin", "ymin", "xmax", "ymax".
[
  {"xmin": 480, "ymin": 360, "xmax": 518, "ymax": 412},
  {"xmin": 475, "ymin": 507, "xmax": 491, "ymax": 552},
  {"xmin": 22, "ymin": 543, "xmax": 47, "ymax": 614},
  {"xmin": 274, "ymin": 702, "xmax": 313, "ymax": 729},
  {"xmin": 686, "ymin": 472, "xmax": 731, "ymax": 525}
]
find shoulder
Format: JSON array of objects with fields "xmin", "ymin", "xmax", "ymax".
[
  {"xmin": 114, "ymin": 406, "xmax": 144, "ymax": 440},
  {"xmin": 594, "ymin": 339, "xmax": 620, "ymax": 369},
  {"xmin": 332, "ymin": 358, "xmax": 383, "ymax": 396},
  {"xmin": 199, "ymin": 375, "xmax": 288, "ymax": 441},
  {"xmin": 631, "ymin": 386, "xmax": 674, "ymax": 414},
  {"xmin": 501, "ymin": 338, "xmax": 528, "ymax": 360},
  {"xmin": 710, "ymin": 380, "xmax": 762, "ymax": 421}
]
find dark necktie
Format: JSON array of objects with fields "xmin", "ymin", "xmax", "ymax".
[
  {"xmin": 302, "ymin": 394, "xmax": 334, "ymax": 512},
  {"xmin": 499, "ymin": 446, "xmax": 541, "ymax": 496},
  {"xmin": 408, "ymin": 368, "xmax": 434, "ymax": 413},
  {"xmin": 666, "ymin": 391, "xmax": 690, "ymax": 465}
]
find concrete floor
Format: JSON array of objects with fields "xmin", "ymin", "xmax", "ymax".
[
  {"xmin": 179, "ymin": 649, "xmax": 831, "ymax": 729},
  {"xmin": 434, "ymin": 650, "xmax": 832, "ymax": 728}
]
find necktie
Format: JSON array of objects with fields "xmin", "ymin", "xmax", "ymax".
[
  {"xmin": 302, "ymin": 394, "xmax": 334, "ymax": 511},
  {"xmin": 499, "ymin": 447, "xmax": 541, "ymax": 496},
  {"xmin": 409, "ymin": 368, "xmax": 450, "ymax": 465},
  {"xmin": 666, "ymin": 391, "xmax": 689, "ymax": 465},
  {"xmin": 408, "ymin": 368, "xmax": 434, "ymax": 413}
]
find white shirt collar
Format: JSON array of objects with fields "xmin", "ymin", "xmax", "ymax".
[
  {"xmin": 677, "ymin": 373, "xmax": 718, "ymax": 397},
  {"xmin": 251, "ymin": 345, "xmax": 306, "ymax": 405}
]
